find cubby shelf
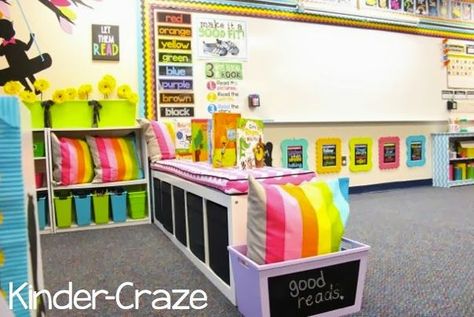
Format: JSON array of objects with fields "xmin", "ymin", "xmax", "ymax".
[
  {"xmin": 432, "ymin": 132, "xmax": 474, "ymax": 187},
  {"xmin": 39, "ymin": 227, "xmax": 53, "ymax": 235},
  {"xmin": 32, "ymin": 127, "xmax": 151, "ymax": 233},
  {"xmin": 50, "ymin": 126, "xmax": 140, "ymax": 132},
  {"xmin": 448, "ymin": 179, "xmax": 474, "ymax": 187},
  {"xmin": 33, "ymin": 129, "xmax": 52, "ymax": 234},
  {"xmin": 54, "ymin": 218, "xmax": 149, "ymax": 233},
  {"xmin": 53, "ymin": 179, "xmax": 147, "ymax": 191},
  {"xmin": 449, "ymin": 157, "xmax": 474, "ymax": 161}
]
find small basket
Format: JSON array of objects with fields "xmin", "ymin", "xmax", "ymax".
[
  {"xmin": 110, "ymin": 191, "xmax": 127, "ymax": 223},
  {"xmin": 92, "ymin": 192, "xmax": 110, "ymax": 224},
  {"xmin": 54, "ymin": 196, "xmax": 72, "ymax": 228},
  {"xmin": 37, "ymin": 196, "xmax": 48, "ymax": 230},
  {"xmin": 74, "ymin": 194, "xmax": 92, "ymax": 226},
  {"xmin": 128, "ymin": 191, "xmax": 147, "ymax": 219}
]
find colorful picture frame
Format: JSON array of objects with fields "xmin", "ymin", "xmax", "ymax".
[
  {"xmin": 316, "ymin": 138, "xmax": 341, "ymax": 174},
  {"xmin": 378, "ymin": 136, "xmax": 400, "ymax": 169},
  {"xmin": 281, "ymin": 138, "xmax": 309, "ymax": 170},
  {"xmin": 406, "ymin": 135, "xmax": 426, "ymax": 167},
  {"xmin": 349, "ymin": 137, "xmax": 373, "ymax": 172}
]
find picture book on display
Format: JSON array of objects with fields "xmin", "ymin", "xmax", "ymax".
[
  {"xmin": 212, "ymin": 112, "xmax": 241, "ymax": 168},
  {"xmin": 208, "ymin": 119, "xmax": 213, "ymax": 163},
  {"xmin": 191, "ymin": 119, "xmax": 210, "ymax": 162},
  {"xmin": 237, "ymin": 118, "xmax": 265, "ymax": 169},
  {"xmin": 175, "ymin": 120, "xmax": 192, "ymax": 160}
]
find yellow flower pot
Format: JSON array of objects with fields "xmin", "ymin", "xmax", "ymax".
[
  {"xmin": 24, "ymin": 101, "xmax": 44, "ymax": 129},
  {"xmin": 50, "ymin": 100, "xmax": 93, "ymax": 128},
  {"xmin": 98, "ymin": 99, "xmax": 137, "ymax": 128}
]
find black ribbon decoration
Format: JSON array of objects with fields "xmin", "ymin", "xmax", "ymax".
[
  {"xmin": 88, "ymin": 100, "xmax": 102, "ymax": 128},
  {"xmin": 41, "ymin": 100, "xmax": 54, "ymax": 128}
]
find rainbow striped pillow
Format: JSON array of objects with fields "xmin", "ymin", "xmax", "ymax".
[
  {"xmin": 138, "ymin": 118, "xmax": 175, "ymax": 161},
  {"xmin": 247, "ymin": 176, "xmax": 350, "ymax": 265},
  {"xmin": 51, "ymin": 134, "xmax": 94, "ymax": 185},
  {"xmin": 86, "ymin": 135, "xmax": 143, "ymax": 183}
]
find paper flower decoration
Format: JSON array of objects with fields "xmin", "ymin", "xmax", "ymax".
[
  {"xmin": 66, "ymin": 88, "xmax": 77, "ymax": 100},
  {"xmin": 3, "ymin": 81, "xmax": 22, "ymax": 95},
  {"xmin": 52, "ymin": 89, "xmax": 67, "ymax": 104},
  {"xmin": 98, "ymin": 78, "xmax": 113, "ymax": 98},
  {"xmin": 117, "ymin": 84, "xmax": 132, "ymax": 99},
  {"xmin": 128, "ymin": 92, "xmax": 139, "ymax": 104},
  {"xmin": 102, "ymin": 74, "xmax": 116, "ymax": 90},
  {"xmin": 33, "ymin": 79, "xmax": 50, "ymax": 93},
  {"xmin": 19, "ymin": 90, "xmax": 38, "ymax": 104},
  {"xmin": 78, "ymin": 84, "xmax": 92, "ymax": 100}
]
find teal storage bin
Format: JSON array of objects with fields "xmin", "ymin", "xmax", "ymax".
[
  {"xmin": 37, "ymin": 196, "xmax": 47, "ymax": 230},
  {"xmin": 128, "ymin": 191, "xmax": 147, "ymax": 219},
  {"xmin": 74, "ymin": 194, "xmax": 92, "ymax": 226},
  {"xmin": 110, "ymin": 191, "xmax": 127, "ymax": 222},
  {"xmin": 92, "ymin": 193, "xmax": 110, "ymax": 224},
  {"xmin": 54, "ymin": 196, "xmax": 73, "ymax": 228}
]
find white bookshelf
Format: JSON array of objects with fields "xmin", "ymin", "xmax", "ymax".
[{"xmin": 41, "ymin": 126, "xmax": 151, "ymax": 233}]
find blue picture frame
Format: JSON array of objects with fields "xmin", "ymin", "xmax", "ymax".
[
  {"xmin": 406, "ymin": 135, "xmax": 426, "ymax": 167},
  {"xmin": 280, "ymin": 138, "xmax": 309, "ymax": 170}
]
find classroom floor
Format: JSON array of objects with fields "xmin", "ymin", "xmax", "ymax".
[{"xmin": 41, "ymin": 185, "xmax": 474, "ymax": 316}]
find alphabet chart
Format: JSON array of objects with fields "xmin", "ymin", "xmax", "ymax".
[{"xmin": 446, "ymin": 40, "xmax": 474, "ymax": 89}]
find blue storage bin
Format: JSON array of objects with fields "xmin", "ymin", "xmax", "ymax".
[
  {"xmin": 110, "ymin": 191, "xmax": 127, "ymax": 223},
  {"xmin": 37, "ymin": 196, "xmax": 47, "ymax": 230},
  {"xmin": 74, "ymin": 194, "xmax": 92, "ymax": 226}
]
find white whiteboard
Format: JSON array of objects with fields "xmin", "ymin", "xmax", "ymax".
[{"xmin": 190, "ymin": 12, "xmax": 448, "ymax": 122}]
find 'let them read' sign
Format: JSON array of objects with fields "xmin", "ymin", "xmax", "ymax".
[{"xmin": 92, "ymin": 24, "xmax": 119, "ymax": 61}]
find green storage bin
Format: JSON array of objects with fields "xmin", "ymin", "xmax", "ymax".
[
  {"xmin": 25, "ymin": 101, "xmax": 44, "ymax": 128},
  {"xmin": 467, "ymin": 165, "xmax": 474, "ymax": 179},
  {"xmin": 50, "ymin": 100, "xmax": 93, "ymax": 128},
  {"xmin": 128, "ymin": 191, "xmax": 147, "ymax": 219},
  {"xmin": 98, "ymin": 100, "xmax": 137, "ymax": 128},
  {"xmin": 92, "ymin": 193, "xmax": 110, "ymax": 224},
  {"xmin": 33, "ymin": 135, "xmax": 45, "ymax": 157},
  {"xmin": 54, "ymin": 196, "xmax": 73, "ymax": 228}
]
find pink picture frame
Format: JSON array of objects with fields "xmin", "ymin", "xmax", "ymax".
[{"xmin": 378, "ymin": 136, "xmax": 400, "ymax": 169}]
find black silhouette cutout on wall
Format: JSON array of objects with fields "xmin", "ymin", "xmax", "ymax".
[
  {"xmin": 264, "ymin": 141, "xmax": 273, "ymax": 167},
  {"xmin": 0, "ymin": 19, "xmax": 52, "ymax": 91}
]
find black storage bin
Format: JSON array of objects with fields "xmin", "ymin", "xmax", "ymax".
[
  {"xmin": 161, "ymin": 182, "xmax": 173, "ymax": 234},
  {"xmin": 153, "ymin": 178, "xmax": 162, "ymax": 223},
  {"xmin": 173, "ymin": 187, "xmax": 187, "ymax": 246},
  {"xmin": 206, "ymin": 200, "xmax": 230, "ymax": 284},
  {"xmin": 186, "ymin": 192, "xmax": 205, "ymax": 262}
]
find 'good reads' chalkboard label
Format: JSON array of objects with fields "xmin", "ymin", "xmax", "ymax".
[{"xmin": 267, "ymin": 260, "xmax": 360, "ymax": 317}]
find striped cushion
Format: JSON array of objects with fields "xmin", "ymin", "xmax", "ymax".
[
  {"xmin": 51, "ymin": 134, "xmax": 94, "ymax": 185},
  {"xmin": 247, "ymin": 176, "xmax": 350, "ymax": 265},
  {"xmin": 138, "ymin": 118, "xmax": 175, "ymax": 161},
  {"xmin": 86, "ymin": 135, "xmax": 143, "ymax": 183}
]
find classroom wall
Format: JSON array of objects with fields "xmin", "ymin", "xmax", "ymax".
[{"xmin": 0, "ymin": 0, "xmax": 139, "ymax": 100}]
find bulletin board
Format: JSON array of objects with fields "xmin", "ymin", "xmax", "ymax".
[{"xmin": 145, "ymin": 3, "xmax": 450, "ymax": 122}]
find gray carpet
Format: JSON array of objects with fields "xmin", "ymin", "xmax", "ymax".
[{"xmin": 41, "ymin": 186, "xmax": 474, "ymax": 316}]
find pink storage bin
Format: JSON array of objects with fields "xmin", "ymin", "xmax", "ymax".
[{"xmin": 35, "ymin": 173, "xmax": 44, "ymax": 188}]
